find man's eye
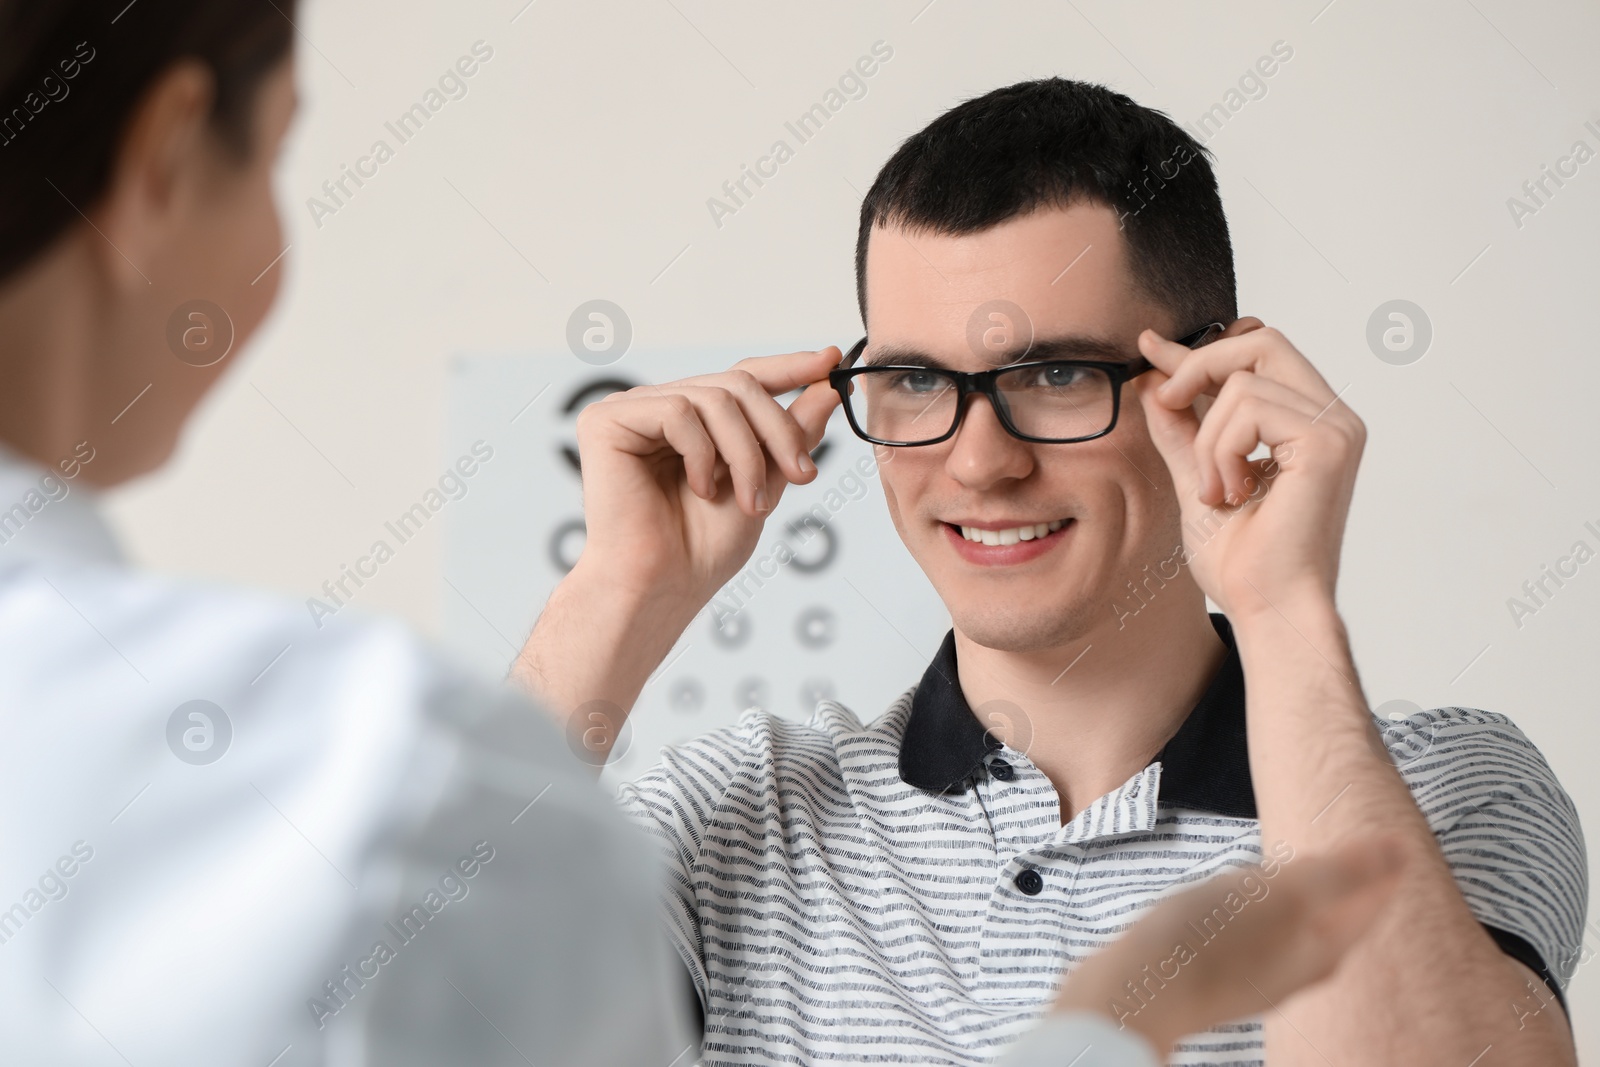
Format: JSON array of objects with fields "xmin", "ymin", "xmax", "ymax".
[
  {"xmin": 1019, "ymin": 364, "xmax": 1091, "ymax": 388},
  {"xmin": 1048, "ymin": 365, "xmax": 1088, "ymax": 385},
  {"xmin": 885, "ymin": 370, "xmax": 944, "ymax": 393}
]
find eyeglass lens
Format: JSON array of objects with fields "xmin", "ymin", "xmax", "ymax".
[{"xmin": 849, "ymin": 363, "xmax": 1118, "ymax": 444}]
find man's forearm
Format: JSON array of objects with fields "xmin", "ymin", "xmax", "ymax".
[
  {"xmin": 1232, "ymin": 597, "xmax": 1573, "ymax": 1065},
  {"xmin": 510, "ymin": 557, "xmax": 702, "ymax": 762}
]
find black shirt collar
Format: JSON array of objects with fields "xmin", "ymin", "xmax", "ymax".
[{"xmin": 898, "ymin": 611, "xmax": 1255, "ymax": 818}]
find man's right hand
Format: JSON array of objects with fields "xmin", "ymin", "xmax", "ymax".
[
  {"xmin": 511, "ymin": 347, "xmax": 845, "ymax": 768},
  {"xmin": 574, "ymin": 347, "xmax": 843, "ymax": 605}
]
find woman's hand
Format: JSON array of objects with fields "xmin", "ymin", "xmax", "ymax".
[{"xmin": 1050, "ymin": 833, "xmax": 1405, "ymax": 1058}]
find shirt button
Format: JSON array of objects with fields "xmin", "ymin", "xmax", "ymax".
[
  {"xmin": 1014, "ymin": 868, "xmax": 1044, "ymax": 896},
  {"xmin": 987, "ymin": 758, "xmax": 1015, "ymax": 782}
]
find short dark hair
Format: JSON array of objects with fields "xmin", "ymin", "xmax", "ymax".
[
  {"xmin": 855, "ymin": 77, "xmax": 1236, "ymax": 334},
  {"xmin": 0, "ymin": 0, "xmax": 295, "ymax": 282}
]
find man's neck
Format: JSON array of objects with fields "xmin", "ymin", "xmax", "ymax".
[{"xmin": 952, "ymin": 596, "xmax": 1229, "ymax": 824}]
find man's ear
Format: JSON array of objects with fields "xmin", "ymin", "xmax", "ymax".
[
  {"xmin": 1219, "ymin": 316, "xmax": 1266, "ymax": 339},
  {"xmin": 92, "ymin": 60, "xmax": 215, "ymax": 289}
]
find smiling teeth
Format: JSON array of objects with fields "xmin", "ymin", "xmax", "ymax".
[{"xmin": 960, "ymin": 519, "xmax": 1067, "ymax": 545}]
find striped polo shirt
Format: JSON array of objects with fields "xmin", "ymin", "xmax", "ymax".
[{"xmin": 617, "ymin": 611, "xmax": 1586, "ymax": 1066}]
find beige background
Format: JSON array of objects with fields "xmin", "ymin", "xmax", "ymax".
[{"xmin": 105, "ymin": 0, "xmax": 1600, "ymax": 1054}]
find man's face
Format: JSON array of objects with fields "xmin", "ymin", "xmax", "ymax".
[{"xmin": 861, "ymin": 201, "xmax": 1188, "ymax": 653}]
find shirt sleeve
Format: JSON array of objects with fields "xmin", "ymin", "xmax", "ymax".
[
  {"xmin": 614, "ymin": 716, "xmax": 765, "ymax": 1013},
  {"xmin": 1385, "ymin": 706, "xmax": 1589, "ymax": 1014},
  {"xmin": 991, "ymin": 1012, "xmax": 1159, "ymax": 1067},
  {"xmin": 347, "ymin": 667, "xmax": 702, "ymax": 1067}
]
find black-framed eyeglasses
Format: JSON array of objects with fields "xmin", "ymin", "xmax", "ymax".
[{"xmin": 828, "ymin": 322, "xmax": 1224, "ymax": 447}]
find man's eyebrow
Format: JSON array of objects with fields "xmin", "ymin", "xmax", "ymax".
[{"xmin": 863, "ymin": 334, "xmax": 1133, "ymax": 369}]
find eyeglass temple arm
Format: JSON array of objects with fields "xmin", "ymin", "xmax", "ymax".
[
  {"xmin": 1124, "ymin": 321, "xmax": 1225, "ymax": 379},
  {"xmin": 841, "ymin": 335, "xmax": 869, "ymax": 369}
]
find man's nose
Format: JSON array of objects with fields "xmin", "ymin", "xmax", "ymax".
[{"xmin": 943, "ymin": 393, "xmax": 1035, "ymax": 489}]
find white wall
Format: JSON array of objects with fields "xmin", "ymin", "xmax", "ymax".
[{"xmin": 106, "ymin": 0, "xmax": 1600, "ymax": 1053}]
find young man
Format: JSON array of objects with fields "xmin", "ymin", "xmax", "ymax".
[{"xmin": 518, "ymin": 78, "xmax": 1586, "ymax": 1064}]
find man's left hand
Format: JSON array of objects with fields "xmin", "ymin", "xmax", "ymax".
[{"xmin": 1132, "ymin": 320, "xmax": 1365, "ymax": 620}]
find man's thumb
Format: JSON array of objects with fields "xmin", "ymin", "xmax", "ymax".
[
  {"xmin": 788, "ymin": 378, "xmax": 842, "ymax": 451},
  {"xmin": 1134, "ymin": 373, "xmax": 1202, "ymax": 499}
]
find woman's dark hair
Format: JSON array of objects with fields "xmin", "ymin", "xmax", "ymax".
[
  {"xmin": 0, "ymin": 0, "xmax": 295, "ymax": 282},
  {"xmin": 856, "ymin": 77, "xmax": 1237, "ymax": 332}
]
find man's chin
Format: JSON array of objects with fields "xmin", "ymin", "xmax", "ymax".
[{"xmin": 946, "ymin": 601, "xmax": 1093, "ymax": 655}]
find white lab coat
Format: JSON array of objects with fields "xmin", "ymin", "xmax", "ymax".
[{"xmin": 0, "ymin": 443, "xmax": 697, "ymax": 1066}]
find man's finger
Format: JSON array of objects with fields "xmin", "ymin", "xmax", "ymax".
[
  {"xmin": 1188, "ymin": 372, "xmax": 1322, "ymax": 506},
  {"xmin": 786, "ymin": 378, "xmax": 843, "ymax": 454},
  {"xmin": 730, "ymin": 346, "xmax": 845, "ymax": 398},
  {"xmin": 712, "ymin": 371, "xmax": 828, "ymax": 488},
  {"xmin": 579, "ymin": 393, "xmax": 721, "ymax": 498},
  {"xmin": 1140, "ymin": 327, "xmax": 1337, "ymax": 412},
  {"xmin": 665, "ymin": 386, "xmax": 772, "ymax": 516},
  {"xmin": 1133, "ymin": 371, "xmax": 1204, "ymax": 504}
]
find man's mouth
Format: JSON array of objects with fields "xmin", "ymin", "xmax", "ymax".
[
  {"xmin": 948, "ymin": 518, "xmax": 1070, "ymax": 546},
  {"xmin": 939, "ymin": 516, "xmax": 1076, "ymax": 566}
]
